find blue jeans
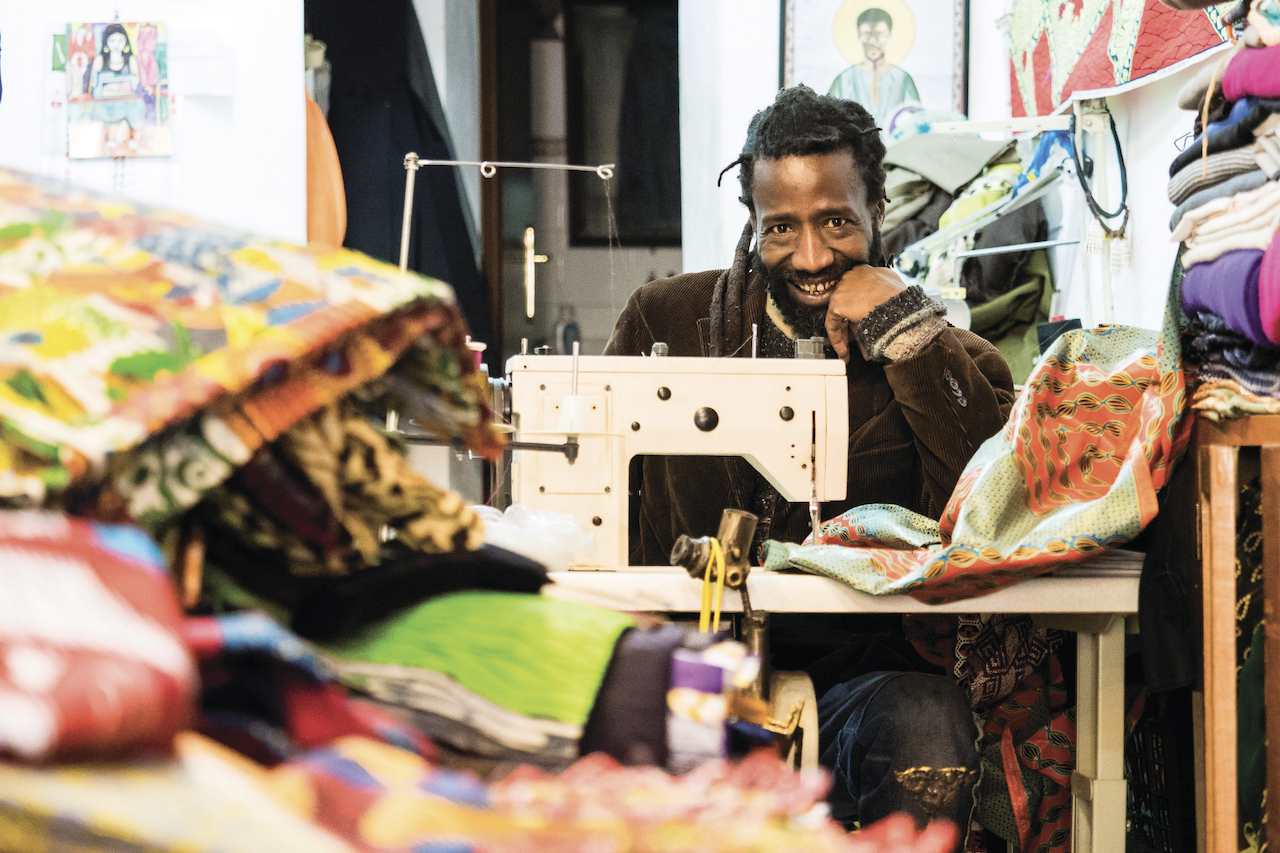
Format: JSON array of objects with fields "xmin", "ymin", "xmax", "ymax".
[{"xmin": 819, "ymin": 671, "xmax": 979, "ymax": 832}]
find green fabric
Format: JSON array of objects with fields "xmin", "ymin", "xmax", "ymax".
[
  {"xmin": 967, "ymin": 250, "xmax": 1053, "ymax": 385},
  {"xmin": 327, "ymin": 591, "xmax": 634, "ymax": 725},
  {"xmin": 1238, "ymin": 623, "xmax": 1266, "ymax": 846}
]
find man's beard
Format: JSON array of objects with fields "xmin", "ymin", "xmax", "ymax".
[{"xmin": 759, "ymin": 227, "xmax": 884, "ymax": 341}]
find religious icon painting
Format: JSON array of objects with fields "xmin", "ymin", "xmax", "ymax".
[
  {"xmin": 783, "ymin": 0, "xmax": 967, "ymax": 140},
  {"xmin": 66, "ymin": 22, "xmax": 170, "ymax": 159}
]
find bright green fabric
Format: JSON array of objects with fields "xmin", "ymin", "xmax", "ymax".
[{"xmin": 327, "ymin": 591, "xmax": 633, "ymax": 724}]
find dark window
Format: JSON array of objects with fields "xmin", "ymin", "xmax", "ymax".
[{"xmin": 565, "ymin": 1, "xmax": 680, "ymax": 246}]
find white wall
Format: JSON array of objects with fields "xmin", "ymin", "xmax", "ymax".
[
  {"xmin": 1052, "ymin": 54, "xmax": 1223, "ymax": 332},
  {"xmin": 961, "ymin": 0, "xmax": 1215, "ymax": 334},
  {"xmin": 678, "ymin": 0, "xmax": 782, "ymax": 274},
  {"xmin": 966, "ymin": 0, "xmax": 1012, "ymax": 122},
  {"xmin": 0, "ymin": 1, "xmax": 305, "ymax": 243}
]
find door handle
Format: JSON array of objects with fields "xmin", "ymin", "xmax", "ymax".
[{"xmin": 523, "ymin": 226, "xmax": 549, "ymax": 319}]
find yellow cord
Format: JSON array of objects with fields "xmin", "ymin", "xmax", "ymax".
[
  {"xmin": 699, "ymin": 538, "xmax": 727, "ymax": 634},
  {"xmin": 699, "ymin": 554, "xmax": 712, "ymax": 632},
  {"xmin": 1202, "ymin": 53, "xmax": 1230, "ymax": 180}
]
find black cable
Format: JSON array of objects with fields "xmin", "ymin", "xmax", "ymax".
[{"xmin": 1068, "ymin": 113, "xmax": 1129, "ymax": 237}]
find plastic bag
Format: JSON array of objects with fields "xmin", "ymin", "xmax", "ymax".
[{"xmin": 472, "ymin": 504, "xmax": 595, "ymax": 572}]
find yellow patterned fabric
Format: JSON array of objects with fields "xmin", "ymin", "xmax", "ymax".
[
  {"xmin": 0, "ymin": 169, "xmax": 500, "ymax": 520},
  {"xmin": 764, "ymin": 287, "xmax": 1190, "ymax": 604}
]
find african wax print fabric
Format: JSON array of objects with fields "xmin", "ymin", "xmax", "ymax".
[
  {"xmin": 0, "ymin": 169, "xmax": 501, "ymax": 521},
  {"xmin": 762, "ymin": 288, "xmax": 1188, "ymax": 604},
  {"xmin": 0, "ymin": 732, "xmax": 357, "ymax": 853},
  {"xmin": 1008, "ymin": 0, "xmax": 1229, "ymax": 118},
  {"xmin": 195, "ymin": 397, "xmax": 484, "ymax": 576}
]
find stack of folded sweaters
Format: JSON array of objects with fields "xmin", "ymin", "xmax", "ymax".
[{"xmin": 1171, "ymin": 36, "xmax": 1280, "ymax": 420}]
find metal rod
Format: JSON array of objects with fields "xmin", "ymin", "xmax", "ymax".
[
  {"xmin": 571, "ymin": 341, "xmax": 580, "ymax": 395},
  {"xmin": 752, "ymin": 323, "xmax": 758, "ymax": 358},
  {"xmin": 898, "ymin": 168, "xmax": 1064, "ymax": 262},
  {"xmin": 399, "ymin": 153, "xmax": 421, "ymax": 272},
  {"xmin": 809, "ymin": 411, "xmax": 820, "ymax": 546},
  {"xmin": 929, "ymin": 115, "xmax": 1073, "ymax": 135},
  {"xmin": 951, "ymin": 238, "xmax": 1080, "ymax": 260},
  {"xmin": 404, "ymin": 154, "xmax": 615, "ymax": 180},
  {"xmin": 394, "ymin": 431, "xmax": 580, "ymax": 463}
]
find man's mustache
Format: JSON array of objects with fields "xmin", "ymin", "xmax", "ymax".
[{"xmin": 773, "ymin": 258, "xmax": 861, "ymax": 289}]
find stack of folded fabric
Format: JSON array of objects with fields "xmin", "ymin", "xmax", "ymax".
[
  {"xmin": 320, "ymin": 591, "xmax": 635, "ymax": 768},
  {"xmin": 1170, "ymin": 33, "xmax": 1280, "ymax": 420},
  {"xmin": 0, "ymin": 171, "xmax": 961, "ymax": 852}
]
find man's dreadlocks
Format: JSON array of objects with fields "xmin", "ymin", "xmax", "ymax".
[
  {"xmin": 708, "ymin": 86, "xmax": 886, "ymax": 356},
  {"xmin": 719, "ymin": 85, "xmax": 886, "ymax": 214}
]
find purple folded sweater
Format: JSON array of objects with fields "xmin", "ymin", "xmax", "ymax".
[
  {"xmin": 1224, "ymin": 46, "xmax": 1280, "ymax": 102},
  {"xmin": 1182, "ymin": 249, "xmax": 1269, "ymax": 346}
]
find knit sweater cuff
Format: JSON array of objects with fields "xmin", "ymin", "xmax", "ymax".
[{"xmin": 854, "ymin": 285, "xmax": 948, "ymax": 363}]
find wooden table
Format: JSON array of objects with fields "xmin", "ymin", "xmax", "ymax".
[
  {"xmin": 1195, "ymin": 414, "xmax": 1280, "ymax": 853},
  {"xmin": 547, "ymin": 552, "xmax": 1143, "ymax": 853}
]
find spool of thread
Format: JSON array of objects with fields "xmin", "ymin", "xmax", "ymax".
[
  {"xmin": 465, "ymin": 337, "xmax": 487, "ymax": 369},
  {"xmin": 557, "ymin": 395, "xmax": 588, "ymax": 434}
]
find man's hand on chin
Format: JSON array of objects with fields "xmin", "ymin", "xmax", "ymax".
[{"xmin": 823, "ymin": 265, "xmax": 907, "ymax": 363}]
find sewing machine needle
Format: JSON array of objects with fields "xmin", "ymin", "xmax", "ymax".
[{"xmin": 810, "ymin": 412, "xmax": 820, "ymax": 545}]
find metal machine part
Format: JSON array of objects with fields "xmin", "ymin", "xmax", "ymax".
[
  {"xmin": 794, "ymin": 337, "xmax": 828, "ymax": 360},
  {"xmin": 670, "ymin": 509, "xmax": 770, "ymax": 699},
  {"xmin": 506, "ymin": 353, "xmax": 849, "ymax": 568},
  {"xmin": 669, "ymin": 509, "xmax": 758, "ymax": 589}
]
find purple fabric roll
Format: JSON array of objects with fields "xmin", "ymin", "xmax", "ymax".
[
  {"xmin": 1182, "ymin": 249, "xmax": 1269, "ymax": 346},
  {"xmin": 580, "ymin": 623, "xmax": 686, "ymax": 767}
]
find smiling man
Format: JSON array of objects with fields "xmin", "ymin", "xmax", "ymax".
[{"xmin": 604, "ymin": 86, "xmax": 1015, "ymax": 839}]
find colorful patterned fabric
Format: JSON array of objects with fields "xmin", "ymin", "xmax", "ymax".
[
  {"xmin": 0, "ymin": 732, "xmax": 357, "ymax": 853},
  {"xmin": 975, "ymin": 655, "xmax": 1076, "ymax": 852},
  {"xmin": 1194, "ymin": 358, "xmax": 1280, "ymax": 397},
  {"xmin": 195, "ymin": 397, "xmax": 484, "ymax": 576},
  {"xmin": 0, "ymin": 169, "xmax": 501, "ymax": 519},
  {"xmin": 1008, "ymin": 0, "xmax": 1230, "ymax": 117},
  {"xmin": 1192, "ymin": 377, "xmax": 1280, "ymax": 419},
  {"xmin": 182, "ymin": 611, "xmax": 435, "ymax": 766},
  {"xmin": 762, "ymin": 288, "xmax": 1190, "ymax": 605},
  {"xmin": 0, "ymin": 511, "xmax": 196, "ymax": 762}
]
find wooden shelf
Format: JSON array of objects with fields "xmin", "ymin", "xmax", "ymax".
[{"xmin": 1194, "ymin": 413, "xmax": 1280, "ymax": 853}]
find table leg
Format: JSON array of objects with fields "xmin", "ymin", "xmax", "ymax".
[
  {"xmin": 1200, "ymin": 445, "xmax": 1239, "ymax": 853},
  {"xmin": 1071, "ymin": 615, "xmax": 1127, "ymax": 853},
  {"xmin": 1259, "ymin": 446, "xmax": 1280, "ymax": 843}
]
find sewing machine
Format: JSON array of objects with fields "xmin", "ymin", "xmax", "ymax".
[{"xmin": 505, "ymin": 350, "xmax": 849, "ymax": 568}]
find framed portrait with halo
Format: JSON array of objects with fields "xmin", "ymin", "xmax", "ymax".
[{"xmin": 782, "ymin": 0, "xmax": 968, "ymax": 136}]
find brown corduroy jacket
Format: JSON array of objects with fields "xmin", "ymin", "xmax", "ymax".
[{"xmin": 603, "ymin": 269, "xmax": 1016, "ymax": 566}]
